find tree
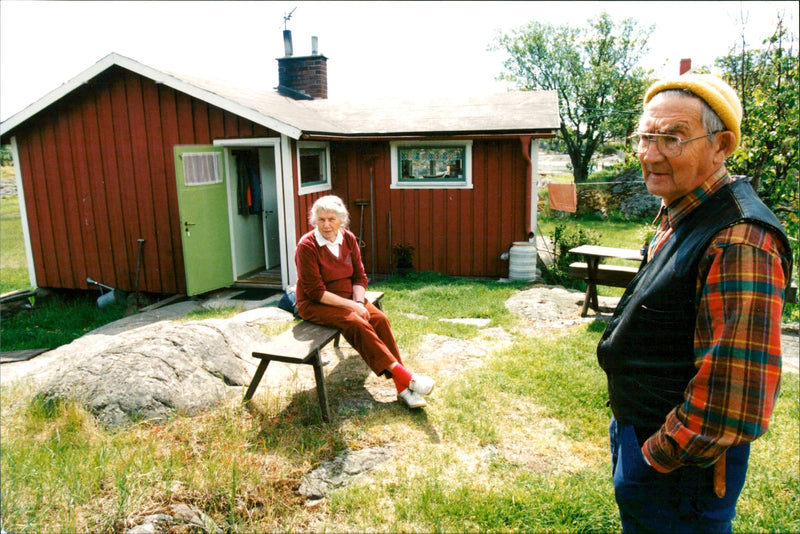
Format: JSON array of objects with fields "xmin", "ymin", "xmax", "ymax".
[
  {"xmin": 0, "ymin": 144, "xmax": 12, "ymax": 167},
  {"xmin": 495, "ymin": 13, "xmax": 653, "ymax": 182},
  {"xmin": 714, "ymin": 13, "xmax": 798, "ymax": 240}
]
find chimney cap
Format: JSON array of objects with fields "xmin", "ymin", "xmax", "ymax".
[{"xmin": 283, "ymin": 29, "xmax": 293, "ymax": 57}]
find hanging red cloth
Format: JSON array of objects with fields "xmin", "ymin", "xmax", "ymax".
[{"xmin": 548, "ymin": 182, "xmax": 577, "ymax": 212}]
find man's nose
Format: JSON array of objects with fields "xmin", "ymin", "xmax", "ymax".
[{"xmin": 641, "ymin": 140, "xmax": 664, "ymax": 162}]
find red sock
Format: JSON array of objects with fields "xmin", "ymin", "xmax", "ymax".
[{"xmin": 391, "ymin": 364, "xmax": 413, "ymax": 393}]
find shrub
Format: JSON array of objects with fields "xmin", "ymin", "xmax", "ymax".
[
  {"xmin": 577, "ymin": 188, "xmax": 608, "ymax": 217},
  {"xmin": 542, "ymin": 223, "xmax": 601, "ymax": 286},
  {"xmin": 392, "ymin": 242, "xmax": 415, "ymax": 269}
]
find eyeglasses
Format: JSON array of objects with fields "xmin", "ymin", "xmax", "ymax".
[{"xmin": 630, "ymin": 131, "xmax": 722, "ymax": 158}]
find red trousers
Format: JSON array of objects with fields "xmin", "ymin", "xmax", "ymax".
[{"xmin": 297, "ymin": 299, "xmax": 403, "ymax": 376}]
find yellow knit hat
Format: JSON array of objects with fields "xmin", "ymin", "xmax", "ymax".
[{"xmin": 644, "ymin": 73, "xmax": 742, "ymax": 149}]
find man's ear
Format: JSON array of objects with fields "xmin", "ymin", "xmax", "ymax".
[{"xmin": 714, "ymin": 131, "xmax": 737, "ymax": 161}]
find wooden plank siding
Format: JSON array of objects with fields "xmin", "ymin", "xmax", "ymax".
[
  {"xmin": 311, "ymin": 138, "xmax": 530, "ymax": 279},
  {"xmin": 12, "ymin": 66, "xmax": 276, "ymax": 294}
]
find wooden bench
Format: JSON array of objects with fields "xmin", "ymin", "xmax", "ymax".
[
  {"xmin": 243, "ymin": 291, "xmax": 384, "ymax": 422},
  {"xmin": 568, "ymin": 245, "xmax": 644, "ymax": 316},
  {"xmin": 568, "ymin": 262, "xmax": 639, "ymax": 288}
]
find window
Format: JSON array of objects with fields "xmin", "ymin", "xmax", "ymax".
[
  {"xmin": 182, "ymin": 152, "xmax": 222, "ymax": 186},
  {"xmin": 297, "ymin": 141, "xmax": 332, "ymax": 194},
  {"xmin": 390, "ymin": 140, "xmax": 472, "ymax": 189}
]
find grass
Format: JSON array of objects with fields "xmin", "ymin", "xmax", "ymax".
[
  {"xmin": 1, "ymin": 194, "xmax": 30, "ymax": 293},
  {"xmin": 0, "ymin": 168, "xmax": 797, "ymax": 530},
  {"xmin": 1, "ymin": 292, "xmax": 129, "ymax": 351},
  {"xmin": 538, "ymin": 213, "xmax": 650, "ymax": 253},
  {"xmin": 1, "ymin": 275, "xmax": 798, "ymax": 532}
]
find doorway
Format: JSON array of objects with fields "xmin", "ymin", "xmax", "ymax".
[{"xmin": 227, "ymin": 145, "xmax": 283, "ymax": 288}]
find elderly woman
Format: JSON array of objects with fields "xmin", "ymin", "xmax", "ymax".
[{"xmin": 295, "ymin": 195, "xmax": 434, "ymax": 409}]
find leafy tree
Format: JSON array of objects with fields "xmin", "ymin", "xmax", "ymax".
[
  {"xmin": 714, "ymin": 14, "xmax": 798, "ymax": 240},
  {"xmin": 494, "ymin": 13, "xmax": 653, "ymax": 182},
  {"xmin": 0, "ymin": 144, "xmax": 12, "ymax": 166}
]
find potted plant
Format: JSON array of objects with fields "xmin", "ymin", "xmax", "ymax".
[{"xmin": 392, "ymin": 242, "xmax": 415, "ymax": 275}]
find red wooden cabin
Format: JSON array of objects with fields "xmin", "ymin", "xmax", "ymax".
[{"xmin": 1, "ymin": 48, "xmax": 559, "ymax": 297}]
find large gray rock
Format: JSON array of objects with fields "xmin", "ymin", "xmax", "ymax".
[
  {"xmin": 607, "ymin": 168, "xmax": 661, "ymax": 220},
  {"xmin": 32, "ymin": 317, "xmax": 276, "ymax": 428},
  {"xmin": 298, "ymin": 447, "xmax": 391, "ymax": 499}
]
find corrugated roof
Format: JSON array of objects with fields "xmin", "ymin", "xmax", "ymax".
[{"xmin": 2, "ymin": 53, "xmax": 561, "ymax": 140}]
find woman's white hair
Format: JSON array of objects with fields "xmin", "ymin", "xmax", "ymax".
[{"xmin": 309, "ymin": 195, "xmax": 350, "ymax": 227}]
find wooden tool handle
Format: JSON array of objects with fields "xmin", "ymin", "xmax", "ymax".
[{"xmin": 713, "ymin": 453, "xmax": 726, "ymax": 498}]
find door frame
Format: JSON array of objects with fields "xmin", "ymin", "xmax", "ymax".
[{"xmin": 213, "ymin": 137, "xmax": 296, "ymax": 288}]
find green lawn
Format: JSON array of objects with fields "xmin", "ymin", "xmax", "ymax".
[
  {"xmin": 0, "ymin": 195, "xmax": 30, "ymax": 293},
  {"xmin": 1, "ymin": 273, "xmax": 797, "ymax": 532}
]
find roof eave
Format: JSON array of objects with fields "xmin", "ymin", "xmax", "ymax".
[
  {"xmin": 300, "ymin": 128, "xmax": 560, "ymax": 141},
  {"xmin": 1, "ymin": 53, "xmax": 305, "ymax": 140}
]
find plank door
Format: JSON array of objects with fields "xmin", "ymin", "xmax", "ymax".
[{"xmin": 174, "ymin": 145, "xmax": 233, "ymax": 295}]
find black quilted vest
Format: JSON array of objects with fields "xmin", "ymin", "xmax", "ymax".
[{"xmin": 597, "ymin": 179, "xmax": 791, "ymax": 433}]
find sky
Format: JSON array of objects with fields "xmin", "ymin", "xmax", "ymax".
[{"xmin": 1, "ymin": 1, "xmax": 797, "ymax": 121}]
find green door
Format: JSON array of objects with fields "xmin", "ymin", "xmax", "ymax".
[{"xmin": 174, "ymin": 145, "xmax": 233, "ymax": 296}]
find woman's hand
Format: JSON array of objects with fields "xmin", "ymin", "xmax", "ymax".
[
  {"xmin": 319, "ymin": 291, "xmax": 370, "ymax": 320},
  {"xmin": 352, "ymin": 300, "xmax": 370, "ymax": 320}
]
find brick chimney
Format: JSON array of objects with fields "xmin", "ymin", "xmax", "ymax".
[
  {"xmin": 679, "ymin": 58, "xmax": 692, "ymax": 75},
  {"xmin": 277, "ymin": 31, "xmax": 328, "ymax": 100}
]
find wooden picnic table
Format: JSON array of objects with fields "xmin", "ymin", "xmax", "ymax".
[{"xmin": 569, "ymin": 245, "xmax": 644, "ymax": 316}]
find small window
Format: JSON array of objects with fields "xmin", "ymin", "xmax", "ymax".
[
  {"xmin": 390, "ymin": 141, "xmax": 472, "ymax": 189},
  {"xmin": 297, "ymin": 142, "xmax": 332, "ymax": 195},
  {"xmin": 182, "ymin": 152, "xmax": 222, "ymax": 186}
]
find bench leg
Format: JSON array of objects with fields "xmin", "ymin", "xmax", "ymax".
[
  {"xmin": 333, "ymin": 332, "xmax": 341, "ymax": 348},
  {"xmin": 310, "ymin": 349, "xmax": 331, "ymax": 422},
  {"xmin": 243, "ymin": 359, "xmax": 271, "ymax": 402},
  {"xmin": 581, "ymin": 258, "xmax": 600, "ymax": 317}
]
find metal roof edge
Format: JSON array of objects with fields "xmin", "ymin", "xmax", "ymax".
[
  {"xmin": 301, "ymin": 128, "xmax": 559, "ymax": 140},
  {"xmin": 2, "ymin": 53, "xmax": 304, "ymax": 140}
]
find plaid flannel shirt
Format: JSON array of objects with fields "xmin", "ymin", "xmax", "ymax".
[{"xmin": 642, "ymin": 168, "xmax": 790, "ymax": 473}]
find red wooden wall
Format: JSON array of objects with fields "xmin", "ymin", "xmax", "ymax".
[
  {"xmin": 12, "ymin": 64, "xmax": 535, "ymax": 295},
  {"xmin": 12, "ymin": 66, "xmax": 275, "ymax": 294},
  {"xmin": 294, "ymin": 139, "xmax": 530, "ymax": 279}
]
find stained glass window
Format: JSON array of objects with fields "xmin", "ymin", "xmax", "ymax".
[
  {"xmin": 390, "ymin": 141, "xmax": 472, "ymax": 189},
  {"xmin": 398, "ymin": 146, "xmax": 464, "ymax": 182}
]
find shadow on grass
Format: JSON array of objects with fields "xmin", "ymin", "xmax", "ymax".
[{"xmin": 244, "ymin": 344, "xmax": 440, "ymax": 459}]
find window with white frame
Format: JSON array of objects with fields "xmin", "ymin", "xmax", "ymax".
[
  {"xmin": 182, "ymin": 152, "xmax": 222, "ymax": 186},
  {"xmin": 296, "ymin": 141, "xmax": 332, "ymax": 194},
  {"xmin": 390, "ymin": 140, "xmax": 472, "ymax": 189}
]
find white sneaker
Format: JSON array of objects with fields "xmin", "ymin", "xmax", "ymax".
[
  {"xmin": 398, "ymin": 388, "xmax": 427, "ymax": 409},
  {"xmin": 409, "ymin": 374, "xmax": 435, "ymax": 396}
]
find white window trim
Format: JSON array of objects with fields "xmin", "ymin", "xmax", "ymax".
[
  {"xmin": 390, "ymin": 140, "xmax": 473, "ymax": 190},
  {"xmin": 296, "ymin": 141, "xmax": 332, "ymax": 195}
]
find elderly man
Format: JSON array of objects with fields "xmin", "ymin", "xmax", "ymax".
[{"xmin": 597, "ymin": 74, "xmax": 792, "ymax": 532}]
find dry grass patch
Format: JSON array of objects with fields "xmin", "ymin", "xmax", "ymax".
[{"xmin": 490, "ymin": 395, "xmax": 606, "ymax": 475}]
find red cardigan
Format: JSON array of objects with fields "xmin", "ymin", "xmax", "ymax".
[{"xmin": 295, "ymin": 228, "xmax": 369, "ymax": 308}]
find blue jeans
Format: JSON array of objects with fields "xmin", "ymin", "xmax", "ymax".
[{"xmin": 609, "ymin": 418, "xmax": 750, "ymax": 533}]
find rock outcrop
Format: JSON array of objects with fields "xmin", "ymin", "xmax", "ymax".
[{"xmin": 30, "ymin": 307, "xmax": 290, "ymax": 429}]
